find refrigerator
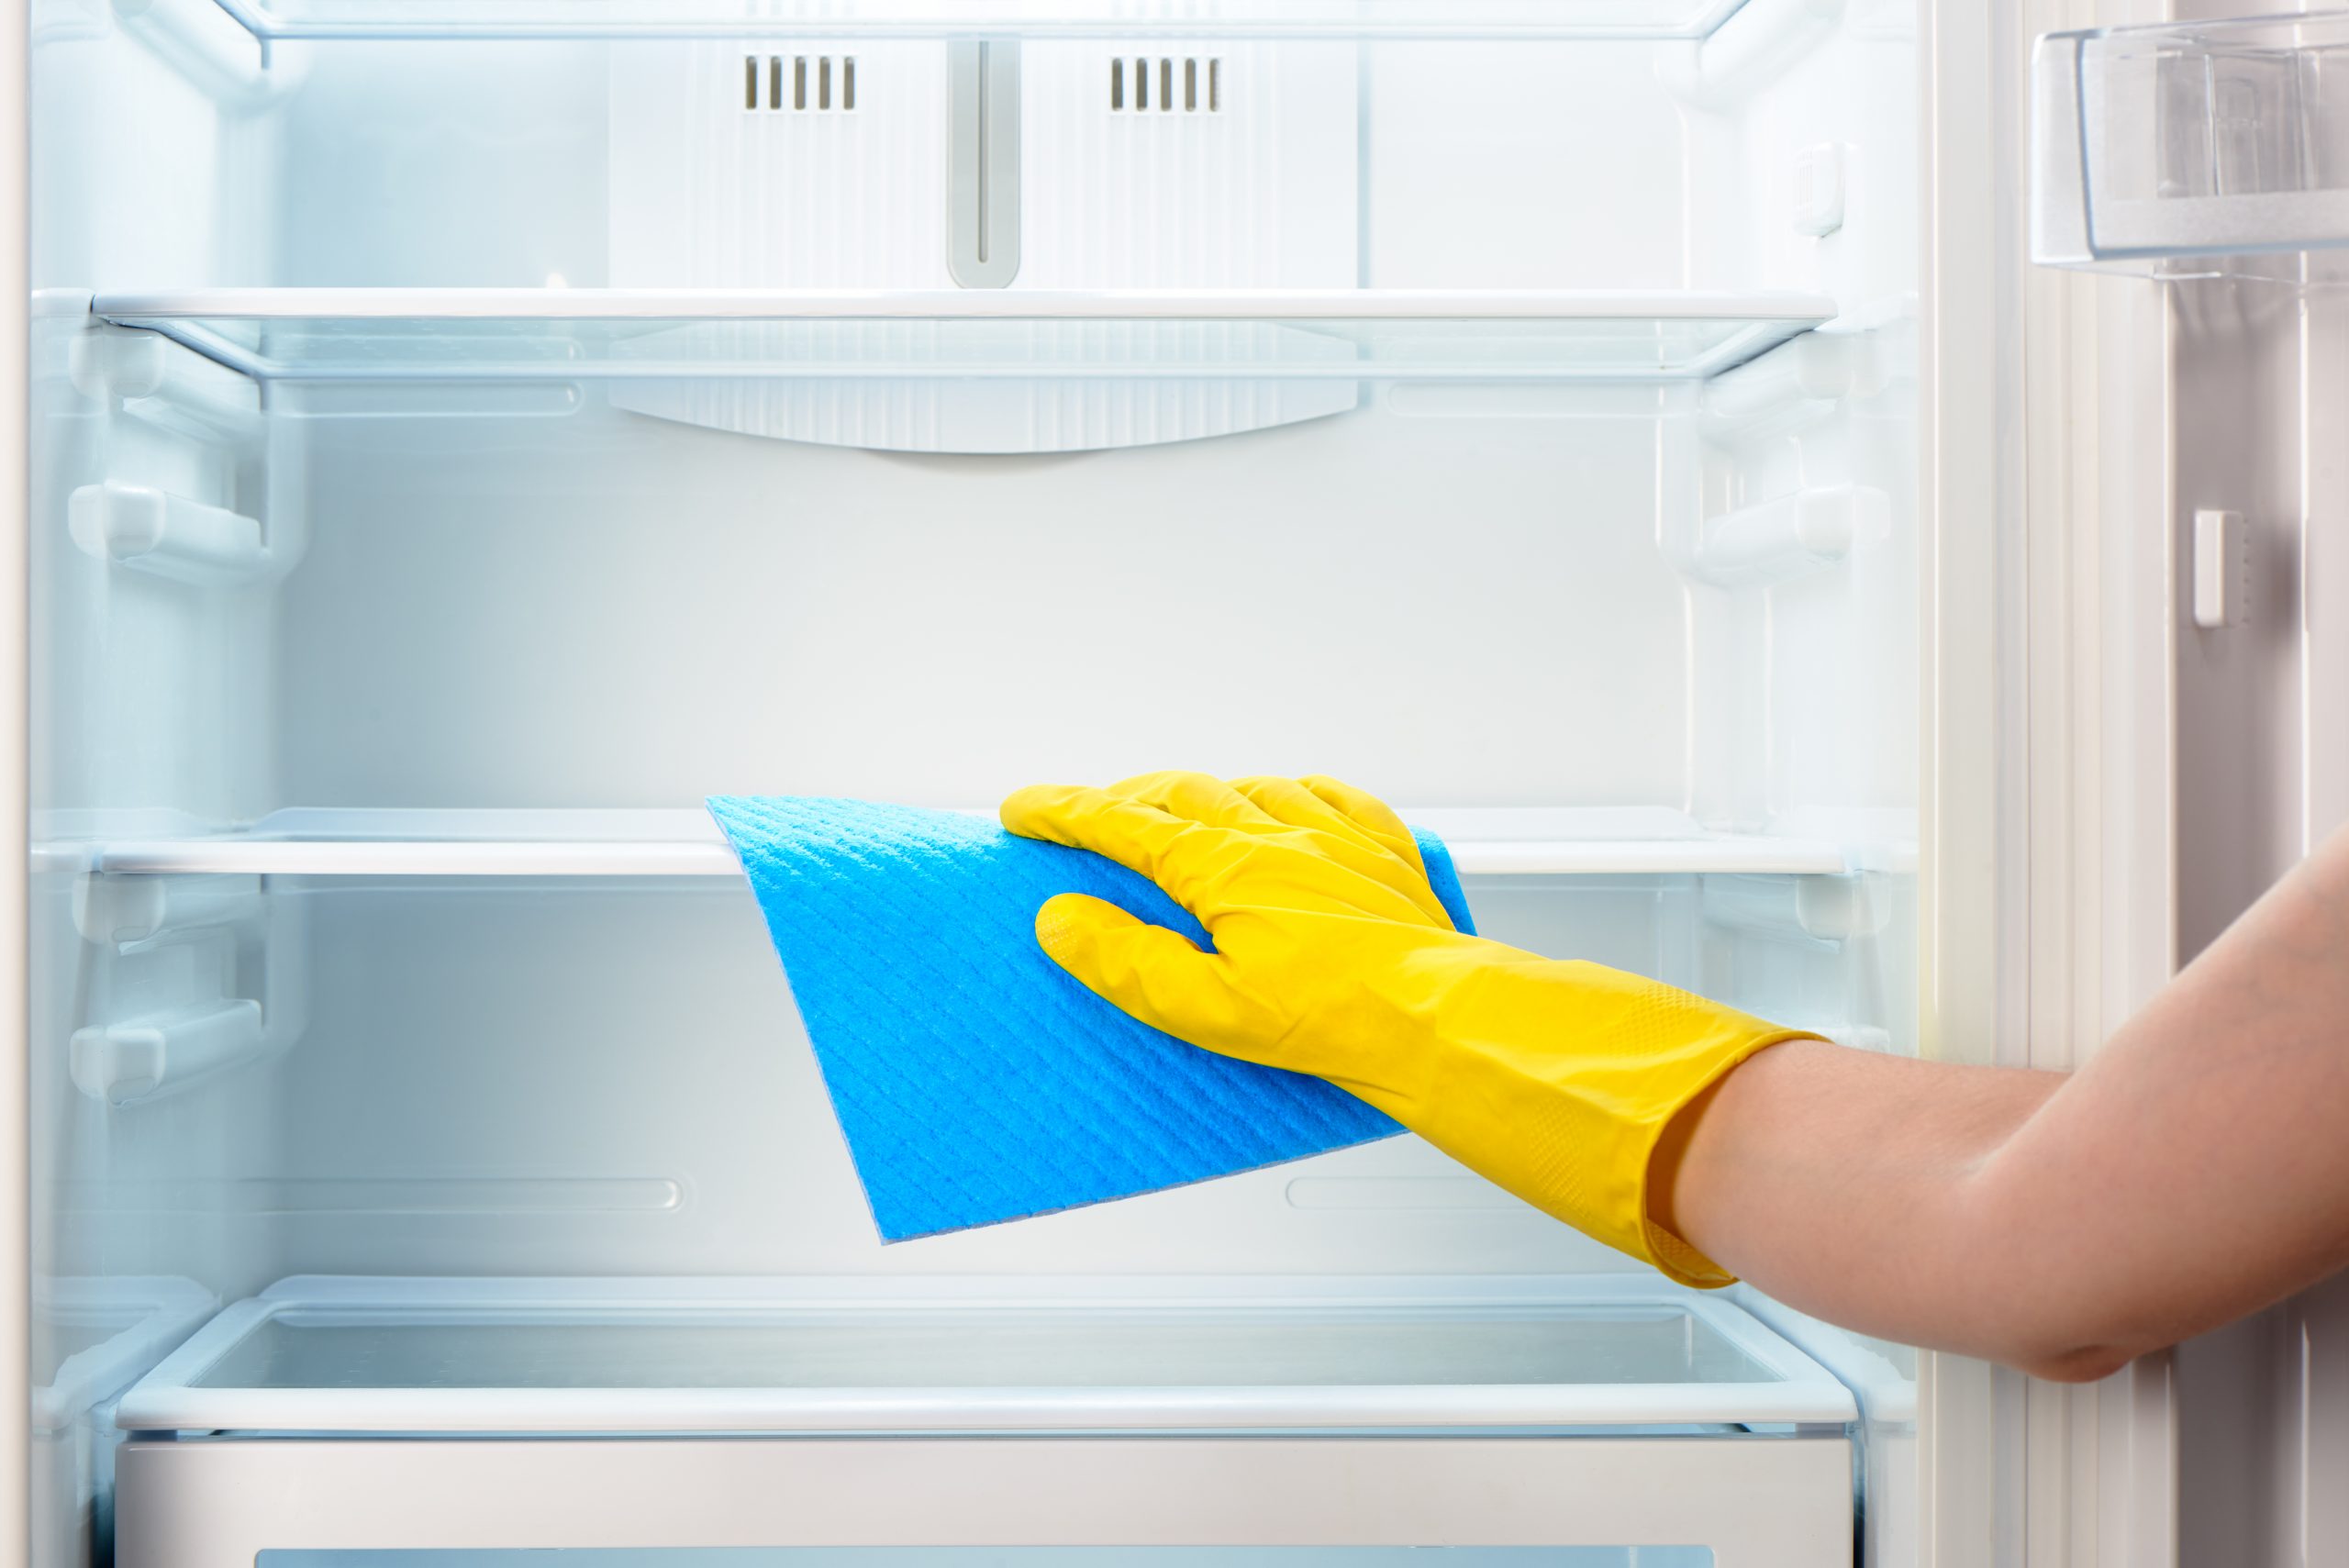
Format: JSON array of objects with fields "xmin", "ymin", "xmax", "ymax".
[{"xmin": 6, "ymin": 0, "xmax": 2345, "ymax": 1563}]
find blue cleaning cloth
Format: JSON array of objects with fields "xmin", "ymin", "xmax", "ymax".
[{"xmin": 707, "ymin": 795, "xmax": 1478, "ymax": 1240}]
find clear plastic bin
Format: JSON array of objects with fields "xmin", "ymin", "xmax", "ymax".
[
  {"xmin": 117, "ymin": 1275, "xmax": 1858, "ymax": 1434},
  {"xmin": 2034, "ymin": 12, "xmax": 2349, "ymax": 277},
  {"xmin": 112, "ymin": 1282, "xmax": 1856, "ymax": 1568}
]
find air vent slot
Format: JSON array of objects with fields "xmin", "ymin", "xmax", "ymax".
[
  {"xmin": 744, "ymin": 53, "xmax": 856, "ymax": 112},
  {"xmin": 1111, "ymin": 56, "xmax": 1220, "ymax": 113}
]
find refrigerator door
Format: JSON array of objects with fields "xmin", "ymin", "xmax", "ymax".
[
  {"xmin": 2026, "ymin": 1, "xmax": 2349, "ymax": 1563},
  {"xmin": 2150, "ymin": 20, "xmax": 2349, "ymax": 1565}
]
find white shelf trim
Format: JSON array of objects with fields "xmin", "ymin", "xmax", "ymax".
[{"xmin": 46, "ymin": 806, "xmax": 1874, "ymax": 879}]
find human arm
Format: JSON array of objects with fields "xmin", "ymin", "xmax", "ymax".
[
  {"xmin": 1662, "ymin": 822, "xmax": 2349, "ymax": 1380},
  {"xmin": 1006, "ymin": 771, "xmax": 2349, "ymax": 1379}
]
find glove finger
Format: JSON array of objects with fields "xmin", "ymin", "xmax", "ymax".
[
  {"xmin": 1033, "ymin": 894, "xmax": 1272, "ymax": 1063},
  {"xmin": 1110, "ymin": 770, "xmax": 1284, "ymax": 832},
  {"xmin": 1298, "ymin": 774, "xmax": 1429, "ymax": 876},
  {"xmin": 1232, "ymin": 773, "xmax": 1398, "ymax": 850},
  {"xmin": 1230, "ymin": 775, "xmax": 1451, "ymax": 929},
  {"xmin": 1001, "ymin": 784, "xmax": 1234, "ymax": 917}
]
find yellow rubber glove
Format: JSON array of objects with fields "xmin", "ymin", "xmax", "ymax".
[{"xmin": 1000, "ymin": 770, "xmax": 1820, "ymax": 1288}]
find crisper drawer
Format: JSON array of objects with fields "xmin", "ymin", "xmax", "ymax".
[{"xmin": 111, "ymin": 1278, "xmax": 1855, "ymax": 1568}]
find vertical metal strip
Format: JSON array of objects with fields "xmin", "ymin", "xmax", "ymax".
[{"xmin": 948, "ymin": 39, "xmax": 1021, "ymax": 288}]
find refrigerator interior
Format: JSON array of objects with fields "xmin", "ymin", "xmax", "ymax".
[{"xmin": 25, "ymin": 0, "xmax": 1922, "ymax": 1562}]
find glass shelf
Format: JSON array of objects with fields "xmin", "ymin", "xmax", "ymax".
[
  {"xmin": 2034, "ymin": 11, "xmax": 2349, "ymax": 277},
  {"xmin": 39, "ymin": 806, "xmax": 1879, "ymax": 881},
  {"xmin": 200, "ymin": 0, "xmax": 1757, "ymax": 44},
  {"xmin": 84, "ymin": 289, "xmax": 1837, "ymax": 384},
  {"xmin": 114, "ymin": 1274, "xmax": 1858, "ymax": 1433}
]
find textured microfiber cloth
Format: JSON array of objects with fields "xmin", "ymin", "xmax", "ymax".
[{"xmin": 707, "ymin": 795, "xmax": 1478, "ymax": 1240}]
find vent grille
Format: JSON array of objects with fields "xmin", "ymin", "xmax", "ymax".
[
  {"xmin": 743, "ymin": 53, "xmax": 857, "ymax": 112},
  {"xmin": 1109, "ymin": 55, "xmax": 1221, "ymax": 113}
]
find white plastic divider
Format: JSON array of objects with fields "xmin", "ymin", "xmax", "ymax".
[
  {"xmin": 43, "ymin": 806, "xmax": 1876, "ymax": 879},
  {"xmin": 115, "ymin": 1273, "xmax": 1859, "ymax": 1434}
]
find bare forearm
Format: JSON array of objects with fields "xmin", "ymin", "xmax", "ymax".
[
  {"xmin": 1655, "ymin": 1042, "xmax": 2078, "ymax": 1370},
  {"xmin": 1659, "ymin": 823, "xmax": 2349, "ymax": 1381}
]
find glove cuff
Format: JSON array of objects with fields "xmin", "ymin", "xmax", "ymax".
[
  {"xmin": 1402, "ymin": 959, "xmax": 1817, "ymax": 1288},
  {"xmin": 1629, "ymin": 1027, "xmax": 1812, "ymax": 1288}
]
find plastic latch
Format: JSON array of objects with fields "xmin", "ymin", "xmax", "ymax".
[{"xmin": 2192, "ymin": 508, "xmax": 2250, "ymax": 629}]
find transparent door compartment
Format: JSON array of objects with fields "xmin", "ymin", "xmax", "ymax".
[{"xmin": 2034, "ymin": 11, "xmax": 2349, "ymax": 277}]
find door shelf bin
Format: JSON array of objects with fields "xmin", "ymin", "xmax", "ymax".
[
  {"xmin": 82, "ymin": 290, "xmax": 1837, "ymax": 385},
  {"xmin": 2034, "ymin": 11, "xmax": 2349, "ymax": 274},
  {"xmin": 113, "ymin": 1277, "xmax": 1854, "ymax": 1568}
]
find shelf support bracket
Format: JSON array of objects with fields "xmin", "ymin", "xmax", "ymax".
[
  {"xmin": 1703, "ymin": 872, "xmax": 1887, "ymax": 948},
  {"xmin": 70, "ymin": 878, "xmax": 308, "ymax": 1107},
  {"xmin": 69, "ymin": 481, "xmax": 269, "ymax": 585},
  {"xmin": 1681, "ymin": 483, "xmax": 1886, "ymax": 589}
]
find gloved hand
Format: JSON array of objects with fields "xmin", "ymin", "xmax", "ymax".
[{"xmin": 1000, "ymin": 770, "xmax": 1819, "ymax": 1287}]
